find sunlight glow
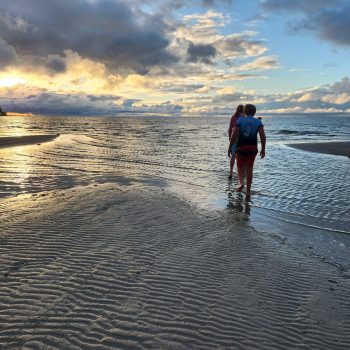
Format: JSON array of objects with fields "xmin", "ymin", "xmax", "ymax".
[{"xmin": 0, "ymin": 76, "xmax": 26, "ymax": 88}]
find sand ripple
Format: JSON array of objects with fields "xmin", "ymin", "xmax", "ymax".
[{"xmin": 1, "ymin": 184, "xmax": 350, "ymax": 349}]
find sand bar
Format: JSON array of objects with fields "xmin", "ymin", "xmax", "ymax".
[
  {"xmin": 0, "ymin": 134, "xmax": 59, "ymax": 148},
  {"xmin": 288, "ymin": 141, "xmax": 350, "ymax": 157},
  {"xmin": 0, "ymin": 183, "xmax": 349, "ymax": 349}
]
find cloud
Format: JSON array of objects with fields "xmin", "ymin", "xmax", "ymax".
[
  {"xmin": 0, "ymin": 92, "xmax": 120, "ymax": 115},
  {"xmin": 0, "ymin": 38, "xmax": 18, "ymax": 68},
  {"xmin": 186, "ymin": 42, "xmax": 217, "ymax": 64},
  {"xmin": 0, "ymin": 88, "xmax": 183, "ymax": 116},
  {"xmin": 259, "ymin": 76, "xmax": 350, "ymax": 112},
  {"xmin": 2, "ymin": 76, "xmax": 350, "ymax": 115},
  {"xmin": 0, "ymin": 0, "xmax": 178, "ymax": 74},
  {"xmin": 214, "ymin": 32, "xmax": 268, "ymax": 58},
  {"xmin": 260, "ymin": 0, "xmax": 350, "ymax": 46},
  {"xmin": 239, "ymin": 56, "xmax": 280, "ymax": 71},
  {"xmin": 46, "ymin": 55, "xmax": 67, "ymax": 74},
  {"xmin": 212, "ymin": 86, "xmax": 257, "ymax": 104}
]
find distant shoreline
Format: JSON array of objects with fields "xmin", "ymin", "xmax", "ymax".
[
  {"xmin": 0, "ymin": 134, "xmax": 60, "ymax": 148},
  {"xmin": 287, "ymin": 141, "xmax": 350, "ymax": 158}
]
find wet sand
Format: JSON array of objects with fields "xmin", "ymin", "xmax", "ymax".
[
  {"xmin": 0, "ymin": 183, "xmax": 349, "ymax": 349},
  {"xmin": 288, "ymin": 141, "xmax": 350, "ymax": 157},
  {"xmin": 0, "ymin": 134, "xmax": 59, "ymax": 148}
]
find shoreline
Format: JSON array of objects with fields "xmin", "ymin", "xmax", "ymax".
[
  {"xmin": 287, "ymin": 141, "xmax": 350, "ymax": 157},
  {"xmin": 0, "ymin": 183, "xmax": 349, "ymax": 349},
  {"xmin": 0, "ymin": 134, "xmax": 60, "ymax": 148}
]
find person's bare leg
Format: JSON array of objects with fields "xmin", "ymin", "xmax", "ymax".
[
  {"xmin": 236, "ymin": 165, "xmax": 245, "ymax": 191},
  {"xmin": 229, "ymin": 156, "xmax": 235, "ymax": 178},
  {"xmin": 246, "ymin": 166, "xmax": 253, "ymax": 197}
]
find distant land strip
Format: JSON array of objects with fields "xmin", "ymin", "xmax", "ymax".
[
  {"xmin": 0, "ymin": 134, "xmax": 60, "ymax": 148},
  {"xmin": 288, "ymin": 141, "xmax": 350, "ymax": 158}
]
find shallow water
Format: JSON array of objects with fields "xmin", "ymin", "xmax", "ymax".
[{"xmin": 0, "ymin": 114, "xmax": 349, "ymax": 237}]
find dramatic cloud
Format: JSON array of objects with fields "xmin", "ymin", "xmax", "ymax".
[
  {"xmin": 2, "ymin": 76, "xmax": 350, "ymax": 115},
  {"xmin": 0, "ymin": 86, "xmax": 184, "ymax": 116},
  {"xmin": 0, "ymin": 90, "xmax": 147, "ymax": 115},
  {"xmin": 46, "ymin": 55, "xmax": 67, "ymax": 74},
  {"xmin": 260, "ymin": 0, "xmax": 350, "ymax": 46},
  {"xmin": 303, "ymin": 4, "xmax": 350, "ymax": 46},
  {"xmin": 0, "ymin": 38, "xmax": 18, "ymax": 68},
  {"xmin": 187, "ymin": 42, "xmax": 217, "ymax": 64},
  {"xmin": 0, "ymin": 0, "xmax": 178, "ymax": 74},
  {"xmin": 4, "ymin": 1, "xmax": 347, "ymax": 116}
]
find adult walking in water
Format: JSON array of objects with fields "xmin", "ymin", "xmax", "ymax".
[
  {"xmin": 228, "ymin": 104, "xmax": 244, "ymax": 180},
  {"xmin": 228, "ymin": 104, "xmax": 266, "ymax": 200}
]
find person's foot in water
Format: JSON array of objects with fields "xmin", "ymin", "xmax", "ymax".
[
  {"xmin": 228, "ymin": 174, "xmax": 233, "ymax": 180},
  {"xmin": 236, "ymin": 184, "xmax": 244, "ymax": 192}
]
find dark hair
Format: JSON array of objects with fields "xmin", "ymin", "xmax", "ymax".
[
  {"xmin": 244, "ymin": 104, "xmax": 256, "ymax": 116},
  {"xmin": 232, "ymin": 104, "xmax": 244, "ymax": 119}
]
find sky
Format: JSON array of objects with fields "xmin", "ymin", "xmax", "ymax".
[{"xmin": 0, "ymin": 0, "xmax": 350, "ymax": 116}]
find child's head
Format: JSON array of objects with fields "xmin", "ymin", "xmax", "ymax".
[
  {"xmin": 244, "ymin": 104, "xmax": 256, "ymax": 116},
  {"xmin": 236, "ymin": 104, "xmax": 244, "ymax": 114}
]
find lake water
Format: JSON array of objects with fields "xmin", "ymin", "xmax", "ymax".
[{"xmin": 0, "ymin": 114, "xmax": 349, "ymax": 249}]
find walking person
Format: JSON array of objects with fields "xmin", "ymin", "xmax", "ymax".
[
  {"xmin": 228, "ymin": 104, "xmax": 244, "ymax": 180},
  {"xmin": 228, "ymin": 104, "xmax": 266, "ymax": 200}
]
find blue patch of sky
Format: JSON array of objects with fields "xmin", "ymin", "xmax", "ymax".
[{"xmin": 232, "ymin": 2, "xmax": 349, "ymax": 94}]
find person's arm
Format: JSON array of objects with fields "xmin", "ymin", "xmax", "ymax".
[
  {"xmin": 258, "ymin": 126, "xmax": 266, "ymax": 158},
  {"xmin": 228, "ymin": 118, "xmax": 234, "ymax": 139},
  {"xmin": 228, "ymin": 127, "xmax": 240, "ymax": 157}
]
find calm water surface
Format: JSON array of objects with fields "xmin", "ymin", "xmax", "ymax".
[{"xmin": 0, "ymin": 114, "xmax": 349, "ymax": 236}]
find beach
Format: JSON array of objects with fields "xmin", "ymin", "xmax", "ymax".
[
  {"xmin": 287, "ymin": 141, "xmax": 350, "ymax": 158},
  {"xmin": 0, "ymin": 115, "xmax": 349, "ymax": 349},
  {"xmin": 1, "ymin": 0, "xmax": 350, "ymax": 346},
  {"xmin": 1, "ymin": 183, "xmax": 350, "ymax": 349}
]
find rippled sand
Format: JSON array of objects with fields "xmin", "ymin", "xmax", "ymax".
[
  {"xmin": 288, "ymin": 141, "xmax": 350, "ymax": 157},
  {"xmin": 1, "ymin": 183, "xmax": 349, "ymax": 349}
]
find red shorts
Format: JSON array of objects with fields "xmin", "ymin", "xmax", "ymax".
[{"xmin": 236, "ymin": 145, "xmax": 258, "ymax": 168}]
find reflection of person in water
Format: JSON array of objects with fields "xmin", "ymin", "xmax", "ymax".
[
  {"xmin": 227, "ymin": 191, "xmax": 251, "ymax": 215},
  {"xmin": 228, "ymin": 104, "xmax": 266, "ymax": 200},
  {"xmin": 228, "ymin": 104, "xmax": 244, "ymax": 180}
]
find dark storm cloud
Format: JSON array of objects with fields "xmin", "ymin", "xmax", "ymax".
[
  {"xmin": 187, "ymin": 42, "xmax": 217, "ymax": 64},
  {"xmin": 0, "ymin": 91, "xmax": 181, "ymax": 115},
  {"xmin": 0, "ymin": 92, "xmax": 122, "ymax": 115},
  {"xmin": 46, "ymin": 55, "xmax": 67, "ymax": 74},
  {"xmin": 0, "ymin": 0, "xmax": 178, "ymax": 74},
  {"xmin": 260, "ymin": 0, "xmax": 350, "ymax": 46},
  {"xmin": 302, "ymin": 4, "xmax": 350, "ymax": 46},
  {"xmin": 0, "ymin": 38, "xmax": 18, "ymax": 68},
  {"xmin": 87, "ymin": 95, "xmax": 121, "ymax": 102}
]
